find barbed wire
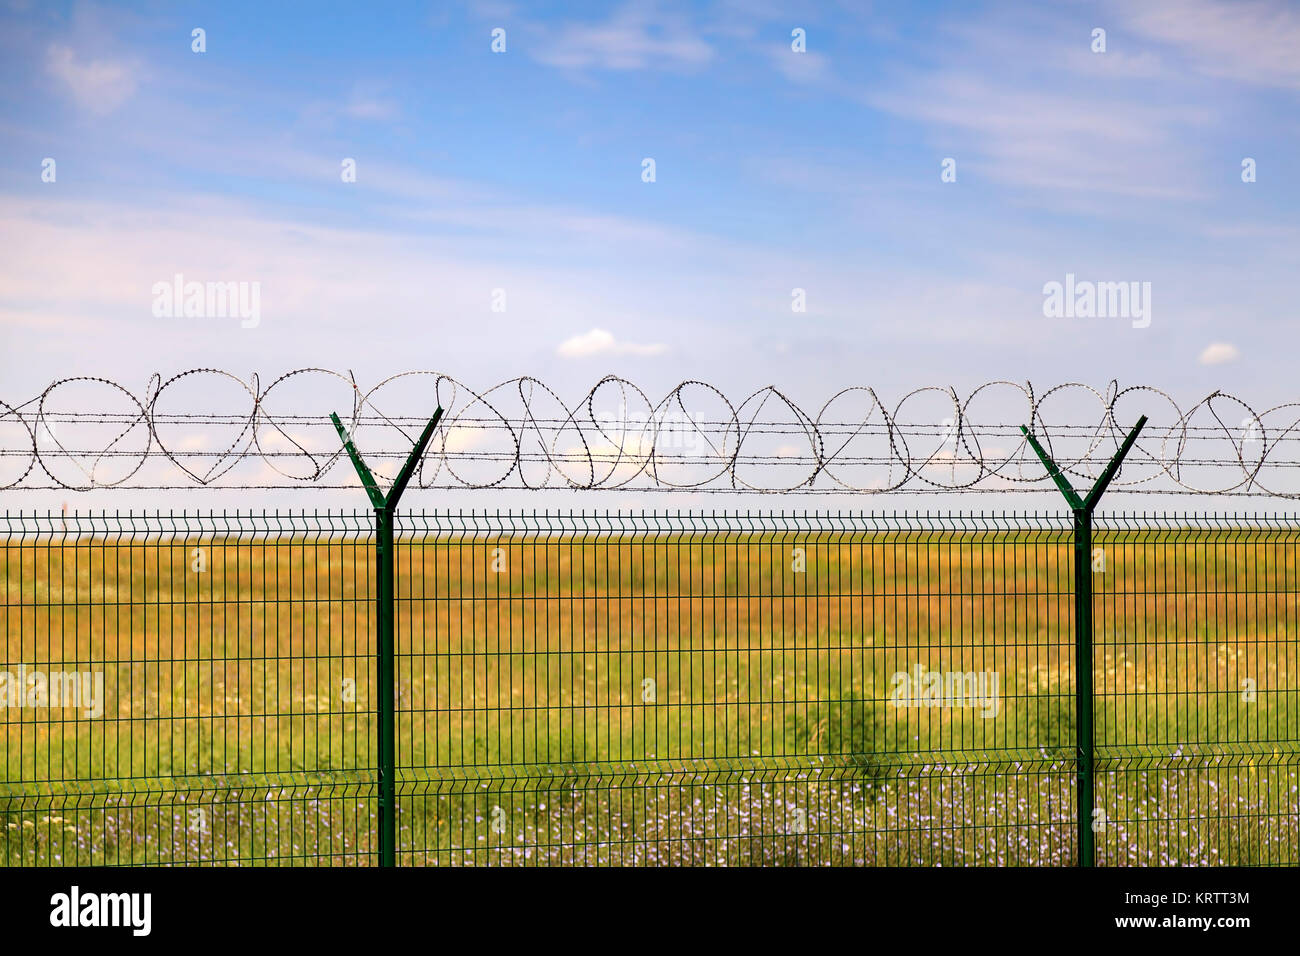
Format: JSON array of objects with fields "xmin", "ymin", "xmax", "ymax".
[{"xmin": 2, "ymin": 369, "xmax": 1298, "ymax": 496}]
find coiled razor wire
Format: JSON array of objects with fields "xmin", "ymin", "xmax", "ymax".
[{"xmin": 2, "ymin": 369, "xmax": 1299, "ymax": 496}]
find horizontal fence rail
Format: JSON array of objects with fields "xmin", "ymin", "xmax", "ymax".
[{"xmin": 2, "ymin": 511, "xmax": 1297, "ymax": 866}]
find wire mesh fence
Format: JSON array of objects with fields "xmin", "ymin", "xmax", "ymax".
[
  {"xmin": 1, "ymin": 512, "xmax": 379, "ymax": 865},
  {"xmin": 2, "ymin": 510, "xmax": 1296, "ymax": 865},
  {"xmin": 1092, "ymin": 516, "xmax": 1299, "ymax": 865}
]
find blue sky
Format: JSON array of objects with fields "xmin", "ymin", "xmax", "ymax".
[{"xmin": 1, "ymin": 0, "xmax": 1299, "ymax": 505}]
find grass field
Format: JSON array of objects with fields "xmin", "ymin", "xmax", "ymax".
[{"xmin": 3, "ymin": 520, "xmax": 1298, "ymax": 865}]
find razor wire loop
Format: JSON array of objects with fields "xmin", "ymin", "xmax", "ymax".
[{"xmin": 0, "ymin": 370, "xmax": 1294, "ymax": 495}]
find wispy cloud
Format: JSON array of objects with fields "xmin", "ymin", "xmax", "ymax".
[
  {"xmin": 45, "ymin": 43, "xmax": 139, "ymax": 114},
  {"xmin": 529, "ymin": 2, "xmax": 712, "ymax": 72},
  {"xmin": 342, "ymin": 86, "xmax": 400, "ymax": 121},
  {"xmin": 1114, "ymin": 0, "xmax": 1300, "ymax": 91},
  {"xmin": 771, "ymin": 48, "xmax": 829, "ymax": 84},
  {"xmin": 867, "ymin": 70, "xmax": 1210, "ymax": 199}
]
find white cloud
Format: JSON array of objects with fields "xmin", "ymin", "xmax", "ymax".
[
  {"xmin": 343, "ymin": 96, "xmax": 397, "ymax": 120},
  {"xmin": 342, "ymin": 82, "xmax": 399, "ymax": 120},
  {"xmin": 45, "ymin": 44, "xmax": 139, "ymax": 114},
  {"xmin": 557, "ymin": 328, "xmax": 667, "ymax": 358},
  {"xmin": 1198, "ymin": 342, "xmax": 1240, "ymax": 365},
  {"xmin": 772, "ymin": 49, "xmax": 829, "ymax": 84},
  {"xmin": 530, "ymin": 3, "xmax": 712, "ymax": 71},
  {"xmin": 1115, "ymin": 0, "xmax": 1300, "ymax": 91},
  {"xmin": 868, "ymin": 72, "xmax": 1208, "ymax": 199},
  {"xmin": 857, "ymin": 7, "xmax": 1226, "ymax": 202}
]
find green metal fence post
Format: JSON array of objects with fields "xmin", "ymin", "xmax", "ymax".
[
  {"xmin": 331, "ymin": 406, "xmax": 444, "ymax": 867},
  {"xmin": 1020, "ymin": 415, "xmax": 1146, "ymax": 867},
  {"xmin": 1072, "ymin": 504, "xmax": 1094, "ymax": 866},
  {"xmin": 375, "ymin": 501, "xmax": 396, "ymax": 865}
]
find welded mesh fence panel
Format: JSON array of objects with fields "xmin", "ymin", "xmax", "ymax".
[
  {"xmin": 395, "ymin": 512, "xmax": 1079, "ymax": 866},
  {"xmin": 1, "ymin": 512, "xmax": 377, "ymax": 866},
  {"xmin": 1093, "ymin": 514, "xmax": 1300, "ymax": 866},
  {"xmin": 4, "ymin": 510, "xmax": 1297, "ymax": 867}
]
